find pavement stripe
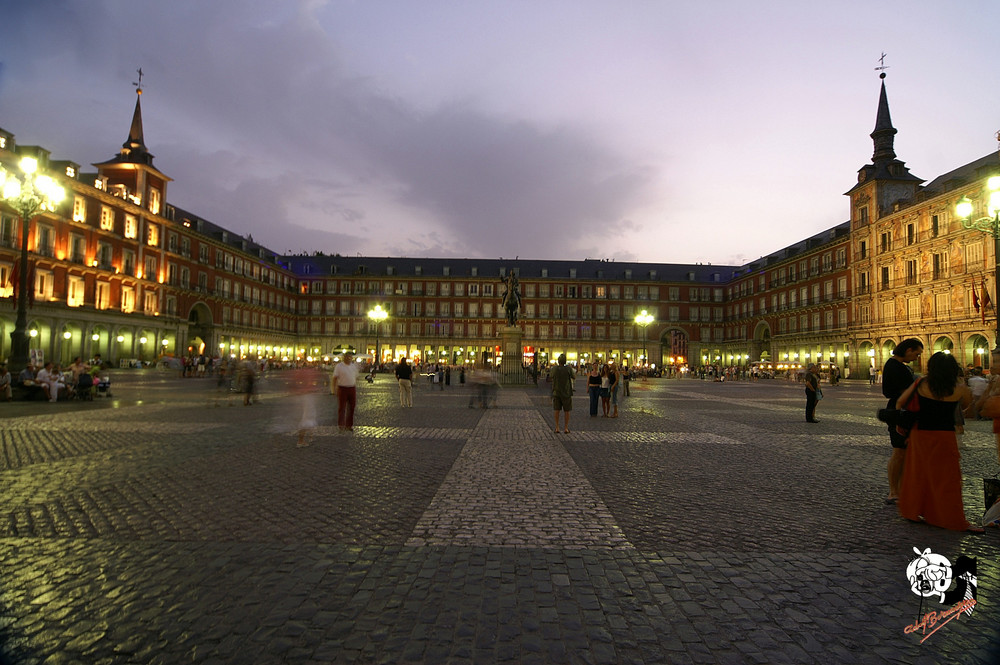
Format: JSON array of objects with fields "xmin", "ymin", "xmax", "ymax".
[{"xmin": 406, "ymin": 390, "xmax": 634, "ymax": 549}]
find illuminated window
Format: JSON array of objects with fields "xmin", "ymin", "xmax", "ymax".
[
  {"xmin": 34, "ymin": 269, "xmax": 54, "ymax": 301},
  {"xmin": 100, "ymin": 206, "xmax": 114, "ymax": 231},
  {"xmin": 147, "ymin": 223, "xmax": 159, "ymax": 247},
  {"xmin": 72, "ymin": 196, "xmax": 87, "ymax": 223},
  {"xmin": 67, "ymin": 276, "xmax": 85, "ymax": 307},
  {"xmin": 124, "ymin": 214, "xmax": 137, "ymax": 239},
  {"xmin": 149, "ymin": 188, "xmax": 161, "ymax": 215},
  {"xmin": 144, "ymin": 290, "xmax": 157, "ymax": 314},
  {"xmin": 121, "ymin": 286, "xmax": 135, "ymax": 313}
]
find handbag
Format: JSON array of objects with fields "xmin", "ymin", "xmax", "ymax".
[
  {"xmin": 980, "ymin": 395, "xmax": 1000, "ymax": 419},
  {"xmin": 877, "ymin": 407, "xmax": 900, "ymax": 425},
  {"xmin": 984, "ymin": 476, "xmax": 1000, "ymax": 510},
  {"xmin": 894, "ymin": 379, "xmax": 922, "ymax": 437}
]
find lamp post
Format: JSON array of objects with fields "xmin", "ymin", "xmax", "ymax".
[
  {"xmin": 956, "ymin": 174, "xmax": 1000, "ymax": 356},
  {"xmin": 634, "ymin": 309, "xmax": 654, "ymax": 368},
  {"xmin": 367, "ymin": 304, "xmax": 388, "ymax": 369},
  {"xmin": 1, "ymin": 157, "xmax": 66, "ymax": 372}
]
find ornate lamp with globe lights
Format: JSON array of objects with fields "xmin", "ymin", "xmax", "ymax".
[
  {"xmin": 956, "ymin": 172, "xmax": 1000, "ymax": 356},
  {"xmin": 634, "ymin": 309, "xmax": 654, "ymax": 368},
  {"xmin": 0, "ymin": 157, "xmax": 66, "ymax": 372},
  {"xmin": 367, "ymin": 304, "xmax": 388, "ymax": 369}
]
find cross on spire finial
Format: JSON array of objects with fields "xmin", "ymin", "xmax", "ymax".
[
  {"xmin": 132, "ymin": 67, "xmax": 144, "ymax": 95},
  {"xmin": 875, "ymin": 53, "xmax": 889, "ymax": 79}
]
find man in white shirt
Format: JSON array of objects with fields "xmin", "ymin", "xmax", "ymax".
[
  {"xmin": 332, "ymin": 352, "xmax": 360, "ymax": 431},
  {"xmin": 968, "ymin": 368, "xmax": 989, "ymax": 419},
  {"xmin": 35, "ymin": 362, "xmax": 63, "ymax": 402}
]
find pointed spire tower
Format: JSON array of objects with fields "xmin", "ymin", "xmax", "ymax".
[
  {"xmin": 846, "ymin": 70, "xmax": 923, "ymax": 222},
  {"xmin": 93, "ymin": 68, "xmax": 172, "ymax": 214}
]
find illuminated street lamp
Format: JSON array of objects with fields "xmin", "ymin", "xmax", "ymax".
[
  {"xmin": 634, "ymin": 309, "xmax": 654, "ymax": 366},
  {"xmin": 956, "ymin": 173, "xmax": 1000, "ymax": 354},
  {"xmin": 0, "ymin": 157, "xmax": 65, "ymax": 371},
  {"xmin": 367, "ymin": 304, "xmax": 388, "ymax": 368}
]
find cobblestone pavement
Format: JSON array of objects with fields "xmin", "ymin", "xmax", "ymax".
[{"xmin": 1, "ymin": 371, "xmax": 999, "ymax": 664}]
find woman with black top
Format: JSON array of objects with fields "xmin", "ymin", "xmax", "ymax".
[{"xmin": 587, "ymin": 365, "xmax": 602, "ymax": 417}]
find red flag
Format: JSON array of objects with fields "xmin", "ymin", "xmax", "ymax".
[
  {"xmin": 972, "ymin": 278, "xmax": 981, "ymax": 314},
  {"xmin": 983, "ymin": 279, "xmax": 992, "ymax": 326}
]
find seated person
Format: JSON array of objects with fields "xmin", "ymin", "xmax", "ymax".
[
  {"xmin": 0, "ymin": 363, "xmax": 11, "ymax": 401},
  {"xmin": 17, "ymin": 364, "xmax": 36, "ymax": 386},
  {"xmin": 35, "ymin": 362, "xmax": 66, "ymax": 402}
]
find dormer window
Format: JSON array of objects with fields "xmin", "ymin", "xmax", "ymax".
[
  {"xmin": 100, "ymin": 206, "xmax": 114, "ymax": 231},
  {"xmin": 72, "ymin": 196, "xmax": 87, "ymax": 223}
]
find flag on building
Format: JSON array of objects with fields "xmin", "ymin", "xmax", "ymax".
[
  {"xmin": 982, "ymin": 278, "xmax": 993, "ymax": 326},
  {"xmin": 972, "ymin": 278, "xmax": 981, "ymax": 315}
]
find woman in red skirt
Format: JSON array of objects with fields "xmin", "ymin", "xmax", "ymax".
[{"xmin": 896, "ymin": 352, "xmax": 983, "ymax": 533}]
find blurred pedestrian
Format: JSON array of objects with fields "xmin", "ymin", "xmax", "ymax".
[
  {"xmin": 333, "ymin": 352, "xmax": 360, "ymax": 431},
  {"xmin": 804, "ymin": 364, "xmax": 821, "ymax": 423},
  {"xmin": 293, "ymin": 366, "xmax": 323, "ymax": 447}
]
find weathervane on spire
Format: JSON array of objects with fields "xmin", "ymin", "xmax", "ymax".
[
  {"xmin": 132, "ymin": 67, "xmax": 144, "ymax": 95},
  {"xmin": 875, "ymin": 53, "xmax": 889, "ymax": 79}
]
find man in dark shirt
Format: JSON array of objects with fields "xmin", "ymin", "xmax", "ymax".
[
  {"xmin": 551, "ymin": 354, "xmax": 575, "ymax": 433},
  {"xmin": 883, "ymin": 338, "xmax": 923, "ymax": 503},
  {"xmin": 395, "ymin": 357, "xmax": 414, "ymax": 407}
]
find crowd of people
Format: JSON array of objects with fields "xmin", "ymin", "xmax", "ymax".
[{"xmin": 2, "ymin": 356, "xmax": 109, "ymax": 402}]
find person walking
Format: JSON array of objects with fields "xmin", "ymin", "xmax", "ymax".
[
  {"xmin": 332, "ymin": 352, "xmax": 360, "ymax": 431},
  {"xmin": 804, "ymin": 364, "xmax": 821, "ymax": 422},
  {"xmin": 896, "ymin": 352, "xmax": 982, "ymax": 532},
  {"xmin": 883, "ymin": 338, "xmax": 923, "ymax": 504},
  {"xmin": 551, "ymin": 354, "xmax": 574, "ymax": 433},
  {"xmin": 395, "ymin": 357, "xmax": 413, "ymax": 407}
]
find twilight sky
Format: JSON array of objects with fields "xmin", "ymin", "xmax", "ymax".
[{"xmin": 2, "ymin": 1, "xmax": 999, "ymax": 266}]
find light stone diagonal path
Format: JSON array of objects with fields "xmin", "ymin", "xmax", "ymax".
[{"xmin": 407, "ymin": 391, "xmax": 633, "ymax": 549}]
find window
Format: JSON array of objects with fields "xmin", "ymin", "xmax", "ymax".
[
  {"xmin": 124, "ymin": 214, "xmax": 138, "ymax": 239},
  {"xmin": 100, "ymin": 206, "xmax": 114, "ymax": 231},
  {"xmin": 931, "ymin": 215, "xmax": 940, "ymax": 238},
  {"xmin": 469, "ymin": 283, "xmax": 479, "ymax": 296},
  {"xmin": 906, "ymin": 223, "xmax": 916, "ymax": 245},
  {"xmin": 121, "ymin": 286, "xmax": 135, "ymax": 313},
  {"xmin": 905, "ymin": 260, "xmax": 917, "ymax": 285},
  {"xmin": 933, "ymin": 253, "xmax": 948, "ymax": 280},
  {"xmin": 67, "ymin": 276, "xmax": 84, "ymax": 307},
  {"xmin": 880, "ymin": 266, "xmax": 891, "ymax": 290},
  {"xmin": 148, "ymin": 188, "xmax": 161, "ymax": 215},
  {"xmin": 122, "ymin": 249, "xmax": 136, "ymax": 276},
  {"xmin": 880, "ymin": 232, "xmax": 892, "ymax": 253},
  {"xmin": 69, "ymin": 234, "xmax": 86, "ymax": 264},
  {"xmin": 144, "ymin": 256, "xmax": 157, "ymax": 280},
  {"xmin": 96, "ymin": 282, "xmax": 111, "ymax": 310},
  {"xmin": 72, "ymin": 196, "xmax": 87, "ymax": 223},
  {"xmin": 966, "ymin": 242, "xmax": 984, "ymax": 270},
  {"xmin": 35, "ymin": 225, "xmax": 54, "ymax": 257}
]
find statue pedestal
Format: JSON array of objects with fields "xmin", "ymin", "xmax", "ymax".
[{"xmin": 497, "ymin": 326, "xmax": 527, "ymax": 385}]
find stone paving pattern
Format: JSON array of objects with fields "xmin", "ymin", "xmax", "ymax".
[{"xmin": 1, "ymin": 371, "xmax": 999, "ymax": 663}]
